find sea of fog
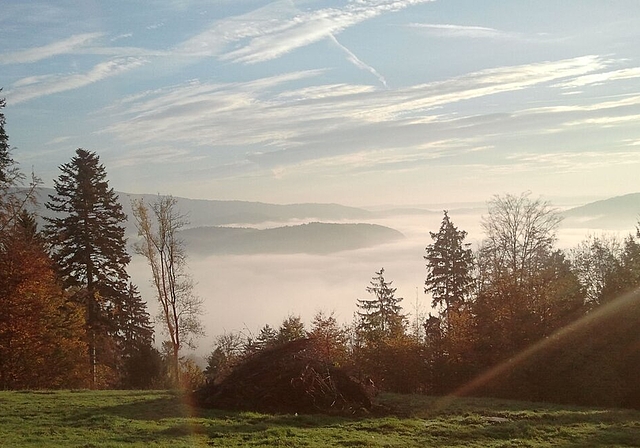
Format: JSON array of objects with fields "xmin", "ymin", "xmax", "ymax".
[{"xmin": 128, "ymin": 208, "xmax": 632, "ymax": 357}]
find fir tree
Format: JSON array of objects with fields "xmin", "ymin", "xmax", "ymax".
[
  {"xmin": 424, "ymin": 211, "xmax": 474, "ymax": 325},
  {"xmin": 45, "ymin": 148, "xmax": 133, "ymax": 386},
  {"xmin": 0, "ymin": 93, "xmax": 12, "ymax": 184},
  {"xmin": 117, "ymin": 283, "xmax": 154, "ymax": 355},
  {"xmin": 356, "ymin": 268, "xmax": 405, "ymax": 343}
]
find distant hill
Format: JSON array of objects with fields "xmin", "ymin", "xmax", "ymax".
[
  {"xmin": 561, "ymin": 193, "xmax": 640, "ymax": 230},
  {"xmin": 180, "ymin": 222, "xmax": 405, "ymax": 255},
  {"xmin": 32, "ymin": 188, "xmax": 403, "ymax": 254},
  {"xmin": 120, "ymin": 193, "xmax": 375, "ymax": 228},
  {"xmin": 34, "ymin": 188, "xmax": 375, "ymax": 230}
]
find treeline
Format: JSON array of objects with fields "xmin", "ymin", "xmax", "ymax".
[
  {"xmin": 4, "ymin": 93, "xmax": 640, "ymax": 407},
  {"xmin": 0, "ymin": 95, "xmax": 202, "ymax": 390},
  {"xmin": 206, "ymin": 197, "xmax": 640, "ymax": 409}
]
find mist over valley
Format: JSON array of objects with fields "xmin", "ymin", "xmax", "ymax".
[
  {"xmin": 35, "ymin": 187, "xmax": 640, "ymax": 355},
  {"xmin": 116, "ymin": 191, "xmax": 640, "ymax": 356}
]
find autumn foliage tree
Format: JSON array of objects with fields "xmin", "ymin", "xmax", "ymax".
[
  {"xmin": 0, "ymin": 213, "xmax": 89, "ymax": 389},
  {"xmin": 308, "ymin": 310, "xmax": 348, "ymax": 366},
  {"xmin": 474, "ymin": 193, "xmax": 566, "ymax": 361},
  {"xmin": 0, "ymin": 98, "xmax": 88, "ymax": 389}
]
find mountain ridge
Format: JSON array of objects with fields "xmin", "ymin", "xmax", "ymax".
[
  {"xmin": 561, "ymin": 192, "xmax": 640, "ymax": 230},
  {"xmin": 32, "ymin": 188, "xmax": 404, "ymax": 254}
]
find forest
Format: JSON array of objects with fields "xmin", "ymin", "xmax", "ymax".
[{"xmin": 1, "ymin": 94, "xmax": 640, "ymax": 410}]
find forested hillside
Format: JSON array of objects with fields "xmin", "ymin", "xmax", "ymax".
[{"xmin": 181, "ymin": 222, "xmax": 404, "ymax": 254}]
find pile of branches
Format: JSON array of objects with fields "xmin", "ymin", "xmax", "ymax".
[{"xmin": 194, "ymin": 338, "xmax": 373, "ymax": 414}]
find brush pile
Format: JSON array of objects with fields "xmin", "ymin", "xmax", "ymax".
[{"xmin": 194, "ymin": 338, "xmax": 373, "ymax": 414}]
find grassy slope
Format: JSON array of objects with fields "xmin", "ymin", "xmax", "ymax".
[{"xmin": 1, "ymin": 390, "xmax": 639, "ymax": 447}]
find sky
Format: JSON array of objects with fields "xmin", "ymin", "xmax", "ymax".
[
  {"xmin": 4, "ymin": 1, "xmax": 640, "ymax": 352},
  {"xmin": 3, "ymin": 0, "xmax": 640, "ymax": 207}
]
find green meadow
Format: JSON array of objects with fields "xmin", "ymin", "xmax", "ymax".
[{"xmin": 1, "ymin": 390, "xmax": 639, "ymax": 447}]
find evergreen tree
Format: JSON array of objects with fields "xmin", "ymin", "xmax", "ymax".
[
  {"xmin": 356, "ymin": 268, "xmax": 406, "ymax": 343},
  {"xmin": 249, "ymin": 324, "xmax": 278, "ymax": 353},
  {"xmin": 0, "ymin": 93, "xmax": 13, "ymax": 184},
  {"xmin": 118, "ymin": 283, "xmax": 154, "ymax": 351},
  {"xmin": 424, "ymin": 211, "xmax": 474, "ymax": 324},
  {"xmin": 0, "ymin": 93, "xmax": 40, "ymax": 235},
  {"xmin": 276, "ymin": 315, "xmax": 306, "ymax": 344},
  {"xmin": 45, "ymin": 148, "xmax": 133, "ymax": 387},
  {"xmin": 117, "ymin": 282, "xmax": 156, "ymax": 387}
]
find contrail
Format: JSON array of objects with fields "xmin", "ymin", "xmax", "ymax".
[{"xmin": 327, "ymin": 33, "xmax": 388, "ymax": 89}]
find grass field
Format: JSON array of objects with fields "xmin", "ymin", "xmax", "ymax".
[{"xmin": 1, "ymin": 390, "xmax": 639, "ymax": 447}]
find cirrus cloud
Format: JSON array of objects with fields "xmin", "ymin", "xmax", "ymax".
[{"xmin": 1, "ymin": 32, "xmax": 104, "ymax": 64}]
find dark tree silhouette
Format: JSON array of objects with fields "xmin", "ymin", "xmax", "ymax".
[
  {"xmin": 45, "ymin": 149, "xmax": 133, "ymax": 387},
  {"xmin": 356, "ymin": 268, "xmax": 405, "ymax": 343},
  {"xmin": 425, "ymin": 211, "xmax": 474, "ymax": 327}
]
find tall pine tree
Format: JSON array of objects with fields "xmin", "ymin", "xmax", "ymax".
[{"xmin": 45, "ymin": 149, "xmax": 135, "ymax": 387}]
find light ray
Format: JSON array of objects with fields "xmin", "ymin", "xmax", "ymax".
[{"xmin": 434, "ymin": 287, "xmax": 640, "ymax": 409}]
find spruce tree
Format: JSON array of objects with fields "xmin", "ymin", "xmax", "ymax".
[
  {"xmin": 356, "ymin": 268, "xmax": 405, "ymax": 343},
  {"xmin": 0, "ymin": 93, "xmax": 12, "ymax": 184},
  {"xmin": 0, "ymin": 92, "xmax": 39, "ymax": 234},
  {"xmin": 45, "ymin": 148, "xmax": 133, "ymax": 387},
  {"xmin": 424, "ymin": 211, "xmax": 474, "ymax": 322}
]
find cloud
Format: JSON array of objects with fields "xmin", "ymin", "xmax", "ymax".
[
  {"xmin": 46, "ymin": 135, "xmax": 73, "ymax": 146},
  {"xmin": 110, "ymin": 33, "xmax": 133, "ymax": 42},
  {"xmin": 267, "ymin": 139, "xmax": 493, "ymax": 177},
  {"xmin": 408, "ymin": 23, "xmax": 516, "ymax": 39},
  {"xmin": 554, "ymin": 67, "xmax": 640, "ymax": 89},
  {"xmin": 565, "ymin": 113, "xmax": 640, "ymax": 127},
  {"xmin": 7, "ymin": 57, "xmax": 146, "ymax": 104},
  {"xmin": 0, "ymin": 32, "xmax": 103, "ymax": 64},
  {"xmin": 519, "ymin": 94, "xmax": 640, "ymax": 115},
  {"xmin": 99, "ymin": 55, "xmax": 613, "ymax": 175},
  {"xmin": 507, "ymin": 150, "xmax": 640, "ymax": 173},
  {"xmin": 110, "ymin": 146, "xmax": 205, "ymax": 168},
  {"xmin": 146, "ymin": 22, "xmax": 165, "ymax": 30},
  {"xmin": 176, "ymin": 0, "xmax": 436, "ymax": 63}
]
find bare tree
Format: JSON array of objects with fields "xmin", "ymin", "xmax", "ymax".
[
  {"xmin": 479, "ymin": 192, "xmax": 562, "ymax": 286},
  {"xmin": 132, "ymin": 195, "xmax": 204, "ymax": 384},
  {"xmin": 570, "ymin": 234, "xmax": 622, "ymax": 307}
]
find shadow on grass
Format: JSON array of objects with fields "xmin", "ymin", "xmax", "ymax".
[
  {"xmin": 64, "ymin": 392, "xmax": 640, "ymax": 447},
  {"xmin": 64, "ymin": 393, "xmax": 355, "ymax": 445},
  {"xmin": 67, "ymin": 394, "xmax": 189, "ymax": 423}
]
